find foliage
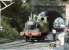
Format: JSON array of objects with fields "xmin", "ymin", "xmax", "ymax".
[
  {"xmin": 0, "ymin": 0, "xmax": 32, "ymax": 40},
  {"xmin": 0, "ymin": 16, "xmax": 19, "ymax": 40},
  {"xmin": 1, "ymin": 0, "xmax": 32, "ymax": 32}
]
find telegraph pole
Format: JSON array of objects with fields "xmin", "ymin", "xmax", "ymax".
[
  {"xmin": 0, "ymin": 0, "xmax": 15, "ymax": 31},
  {"xmin": 0, "ymin": 2, "xmax": 3, "ymax": 31}
]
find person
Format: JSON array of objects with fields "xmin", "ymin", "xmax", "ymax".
[
  {"xmin": 38, "ymin": 16, "xmax": 49, "ymax": 40},
  {"xmin": 57, "ymin": 32, "xmax": 65, "ymax": 46},
  {"xmin": 52, "ymin": 29, "xmax": 56, "ymax": 41},
  {"xmin": 39, "ymin": 17, "xmax": 49, "ymax": 33}
]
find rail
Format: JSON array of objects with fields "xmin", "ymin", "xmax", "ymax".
[{"xmin": 0, "ymin": 40, "xmax": 32, "ymax": 49}]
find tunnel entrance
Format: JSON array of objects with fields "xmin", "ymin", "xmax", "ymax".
[{"xmin": 46, "ymin": 10, "xmax": 62, "ymax": 31}]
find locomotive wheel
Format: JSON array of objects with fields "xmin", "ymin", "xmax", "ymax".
[
  {"xmin": 41, "ymin": 32, "xmax": 49, "ymax": 41},
  {"xmin": 31, "ymin": 38, "xmax": 35, "ymax": 42},
  {"xmin": 26, "ymin": 36, "xmax": 29, "ymax": 42},
  {"xmin": 30, "ymin": 37, "xmax": 41, "ymax": 42}
]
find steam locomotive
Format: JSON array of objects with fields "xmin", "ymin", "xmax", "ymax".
[{"xmin": 20, "ymin": 14, "xmax": 49, "ymax": 41}]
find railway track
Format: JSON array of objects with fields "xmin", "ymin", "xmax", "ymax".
[
  {"xmin": 0, "ymin": 40, "xmax": 66, "ymax": 50},
  {"xmin": 0, "ymin": 40, "xmax": 32, "ymax": 49}
]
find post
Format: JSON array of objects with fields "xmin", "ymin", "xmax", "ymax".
[
  {"xmin": 0, "ymin": 3, "xmax": 1, "ymax": 26},
  {"xmin": 0, "ymin": 3, "xmax": 1, "ymax": 27},
  {"xmin": 66, "ymin": 3, "xmax": 69, "ymax": 27},
  {"xmin": 0, "ymin": 2, "xmax": 3, "ymax": 31}
]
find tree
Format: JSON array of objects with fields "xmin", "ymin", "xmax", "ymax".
[{"xmin": 1, "ymin": 0, "xmax": 32, "ymax": 32}]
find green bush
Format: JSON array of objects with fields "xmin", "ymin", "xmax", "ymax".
[{"xmin": 1, "ymin": 16, "xmax": 19, "ymax": 40}]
